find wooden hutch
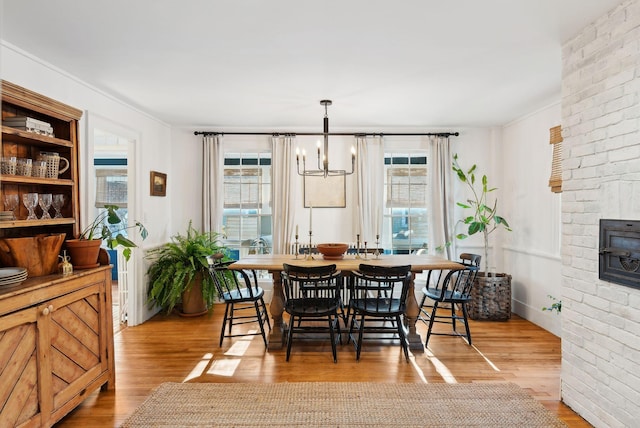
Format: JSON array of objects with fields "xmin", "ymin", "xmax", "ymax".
[{"xmin": 0, "ymin": 81, "xmax": 114, "ymax": 427}]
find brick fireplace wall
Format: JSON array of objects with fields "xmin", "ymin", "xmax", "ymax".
[{"xmin": 561, "ymin": 0, "xmax": 640, "ymax": 426}]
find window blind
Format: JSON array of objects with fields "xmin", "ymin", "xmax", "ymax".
[
  {"xmin": 223, "ymin": 168, "xmax": 262, "ymax": 209},
  {"xmin": 549, "ymin": 125, "xmax": 563, "ymax": 193},
  {"xmin": 95, "ymin": 168, "xmax": 128, "ymax": 207},
  {"xmin": 386, "ymin": 167, "xmax": 427, "ymax": 207}
]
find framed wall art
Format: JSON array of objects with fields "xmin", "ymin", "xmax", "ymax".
[
  {"xmin": 303, "ymin": 174, "xmax": 346, "ymax": 208},
  {"xmin": 150, "ymin": 171, "xmax": 167, "ymax": 196}
]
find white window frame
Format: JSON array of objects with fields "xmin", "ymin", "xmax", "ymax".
[{"xmin": 383, "ymin": 152, "xmax": 428, "ymax": 254}]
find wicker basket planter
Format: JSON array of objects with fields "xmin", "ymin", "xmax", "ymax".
[{"xmin": 468, "ymin": 273, "xmax": 512, "ymax": 321}]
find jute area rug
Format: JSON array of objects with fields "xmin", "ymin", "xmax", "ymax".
[{"xmin": 121, "ymin": 382, "xmax": 567, "ymax": 428}]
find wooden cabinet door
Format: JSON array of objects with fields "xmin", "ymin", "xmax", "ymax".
[
  {"xmin": 0, "ymin": 306, "xmax": 43, "ymax": 427},
  {"xmin": 46, "ymin": 283, "xmax": 107, "ymax": 415}
]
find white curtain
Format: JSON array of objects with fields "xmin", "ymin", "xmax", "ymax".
[
  {"xmin": 427, "ymin": 135, "xmax": 454, "ymax": 259},
  {"xmin": 271, "ymin": 135, "xmax": 297, "ymax": 254},
  {"xmin": 356, "ymin": 135, "xmax": 384, "ymax": 242},
  {"xmin": 202, "ymin": 134, "xmax": 224, "ymax": 234}
]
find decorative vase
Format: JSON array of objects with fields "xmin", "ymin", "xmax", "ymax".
[
  {"xmin": 65, "ymin": 239, "xmax": 102, "ymax": 269},
  {"xmin": 179, "ymin": 272, "xmax": 208, "ymax": 316}
]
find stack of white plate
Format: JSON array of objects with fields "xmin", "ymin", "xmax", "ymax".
[
  {"xmin": 0, "ymin": 267, "xmax": 28, "ymax": 287},
  {"xmin": 0, "ymin": 211, "xmax": 14, "ymax": 222}
]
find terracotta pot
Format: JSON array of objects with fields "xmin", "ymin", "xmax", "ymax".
[
  {"xmin": 180, "ymin": 272, "xmax": 208, "ymax": 316},
  {"xmin": 65, "ymin": 239, "xmax": 102, "ymax": 269},
  {"xmin": 317, "ymin": 243, "xmax": 349, "ymax": 260}
]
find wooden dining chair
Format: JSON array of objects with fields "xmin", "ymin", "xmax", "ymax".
[
  {"xmin": 419, "ymin": 264, "xmax": 479, "ymax": 346},
  {"xmin": 281, "ymin": 263, "xmax": 343, "ymax": 363},
  {"xmin": 208, "ymin": 260, "xmax": 271, "ymax": 347},
  {"xmin": 348, "ymin": 264, "xmax": 412, "ymax": 362},
  {"xmin": 419, "ymin": 253, "xmax": 480, "ymax": 323}
]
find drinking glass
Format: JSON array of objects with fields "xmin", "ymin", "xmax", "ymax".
[
  {"xmin": 38, "ymin": 193, "xmax": 53, "ymax": 219},
  {"xmin": 52, "ymin": 194, "xmax": 65, "ymax": 218},
  {"xmin": 3, "ymin": 194, "xmax": 19, "ymax": 220},
  {"xmin": 23, "ymin": 192, "xmax": 38, "ymax": 220}
]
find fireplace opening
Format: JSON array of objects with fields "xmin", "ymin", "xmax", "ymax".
[{"xmin": 599, "ymin": 219, "xmax": 640, "ymax": 289}]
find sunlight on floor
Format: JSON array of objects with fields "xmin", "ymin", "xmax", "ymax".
[
  {"xmin": 207, "ymin": 359, "xmax": 242, "ymax": 376},
  {"xmin": 224, "ymin": 339, "xmax": 252, "ymax": 356},
  {"xmin": 183, "ymin": 353, "xmax": 214, "ymax": 382},
  {"xmin": 183, "ymin": 331, "xmax": 258, "ymax": 380},
  {"xmin": 409, "ymin": 355, "xmax": 429, "ymax": 383},
  {"xmin": 472, "ymin": 344, "xmax": 501, "ymax": 371},
  {"xmin": 424, "ymin": 348, "xmax": 458, "ymax": 383}
]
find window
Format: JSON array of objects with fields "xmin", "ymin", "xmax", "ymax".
[
  {"xmin": 94, "ymin": 159, "xmax": 129, "ymax": 241},
  {"xmin": 222, "ymin": 153, "xmax": 272, "ymax": 260},
  {"xmin": 383, "ymin": 153, "xmax": 428, "ymax": 254}
]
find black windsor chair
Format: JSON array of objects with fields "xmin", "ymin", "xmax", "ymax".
[
  {"xmin": 419, "ymin": 260, "xmax": 480, "ymax": 346},
  {"xmin": 207, "ymin": 259, "xmax": 271, "ymax": 348},
  {"xmin": 348, "ymin": 264, "xmax": 412, "ymax": 362},
  {"xmin": 281, "ymin": 263, "xmax": 343, "ymax": 363}
]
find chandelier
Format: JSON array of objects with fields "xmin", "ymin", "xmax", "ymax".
[{"xmin": 296, "ymin": 100, "xmax": 356, "ymax": 177}]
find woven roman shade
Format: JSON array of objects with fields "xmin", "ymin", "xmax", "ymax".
[
  {"xmin": 95, "ymin": 168, "xmax": 128, "ymax": 207},
  {"xmin": 548, "ymin": 125, "xmax": 563, "ymax": 193}
]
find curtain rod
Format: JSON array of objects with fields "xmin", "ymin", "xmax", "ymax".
[{"xmin": 194, "ymin": 131, "xmax": 459, "ymax": 137}]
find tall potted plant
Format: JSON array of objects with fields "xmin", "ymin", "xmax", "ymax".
[
  {"xmin": 452, "ymin": 153, "xmax": 512, "ymax": 320},
  {"xmin": 146, "ymin": 222, "xmax": 230, "ymax": 316}
]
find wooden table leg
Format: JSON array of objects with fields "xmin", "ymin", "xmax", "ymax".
[
  {"xmin": 267, "ymin": 270, "xmax": 286, "ymax": 350},
  {"xmin": 404, "ymin": 272, "xmax": 425, "ymax": 354}
]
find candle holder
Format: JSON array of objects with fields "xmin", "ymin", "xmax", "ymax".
[
  {"xmin": 305, "ymin": 231, "xmax": 315, "ymax": 260},
  {"xmin": 374, "ymin": 235, "xmax": 381, "ymax": 259},
  {"xmin": 363, "ymin": 242, "xmax": 368, "ymax": 259},
  {"xmin": 294, "ymin": 235, "xmax": 300, "ymax": 260},
  {"xmin": 355, "ymin": 234, "xmax": 362, "ymax": 259}
]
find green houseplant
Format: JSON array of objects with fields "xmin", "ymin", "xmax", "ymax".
[
  {"xmin": 452, "ymin": 153, "xmax": 512, "ymax": 320},
  {"xmin": 146, "ymin": 222, "xmax": 230, "ymax": 315},
  {"xmin": 66, "ymin": 204, "xmax": 148, "ymax": 268},
  {"xmin": 452, "ymin": 153, "xmax": 511, "ymax": 273}
]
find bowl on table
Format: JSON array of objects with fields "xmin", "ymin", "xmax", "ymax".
[{"xmin": 317, "ymin": 243, "xmax": 349, "ymax": 260}]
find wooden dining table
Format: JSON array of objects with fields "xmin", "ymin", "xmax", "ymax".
[{"xmin": 229, "ymin": 253, "xmax": 463, "ymax": 353}]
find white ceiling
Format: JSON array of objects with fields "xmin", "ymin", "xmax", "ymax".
[{"xmin": 1, "ymin": 0, "xmax": 622, "ymax": 130}]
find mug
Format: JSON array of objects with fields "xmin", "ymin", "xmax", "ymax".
[
  {"xmin": 32, "ymin": 160, "xmax": 48, "ymax": 178},
  {"xmin": 1, "ymin": 156, "xmax": 17, "ymax": 175},
  {"xmin": 38, "ymin": 152, "xmax": 70, "ymax": 178}
]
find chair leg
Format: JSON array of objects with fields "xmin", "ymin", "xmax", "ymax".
[
  {"xmin": 329, "ymin": 315, "xmax": 337, "ymax": 363},
  {"xmin": 228, "ymin": 302, "xmax": 235, "ymax": 338},
  {"xmin": 461, "ymin": 303, "xmax": 472, "ymax": 345},
  {"xmin": 396, "ymin": 314, "xmax": 410, "ymax": 362},
  {"xmin": 347, "ymin": 306, "xmax": 356, "ymax": 344},
  {"xmin": 220, "ymin": 303, "xmax": 231, "ymax": 346},
  {"xmin": 356, "ymin": 314, "xmax": 365, "ymax": 361},
  {"xmin": 286, "ymin": 314, "xmax": 295, "ymax": 361},
  {"xmin": 450, "ymin": 303, "xmax": 457, "ymax": 333},
  {"xmin": 254, "ymin": 300, "xmax": 268, "ymax": 348},
  {"xmin": 425, "ymin": 301, "xmax": 439, "ymax": 347},
  {"xmin": 260, "ymin": 298, "xmax": 272, "ymax": 330}
]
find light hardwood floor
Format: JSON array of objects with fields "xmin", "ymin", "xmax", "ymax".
[{"xmin": 55, "ymin": 305, "xmax": 591, "ymax": 427}]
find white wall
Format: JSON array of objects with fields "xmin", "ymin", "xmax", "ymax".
[
  {"xmin": 561, "ymin": 0, "xmax": 640, "ymax": 426},
  {"xmin": 1, "ymin": 42, "xmax": 176, "ymax": 325},
  {"xmin": 501, "ymin": 103, "xmax": 563, "ymax": 336}
]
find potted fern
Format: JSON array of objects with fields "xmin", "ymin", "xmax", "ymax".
[
  {"xmin": 146, "ymin": 221, "xmax": 231, "ymax": 316},
  {"xmin": 452, "ymin": 153, "xmax": 512, "ymax": 320}
]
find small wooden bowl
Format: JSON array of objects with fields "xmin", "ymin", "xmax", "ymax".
[{"xmin": 317, "ymin": 243, "xmax": 349, "ymax": 260}]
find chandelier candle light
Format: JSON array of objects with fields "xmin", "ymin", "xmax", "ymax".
[
  {"xmin": 296, "ymin": 100, "xmax": 356, "ymax": 177},
  {"xmin": 306, "ymin": 205, "xmax": 314, "ymax": 260}
]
